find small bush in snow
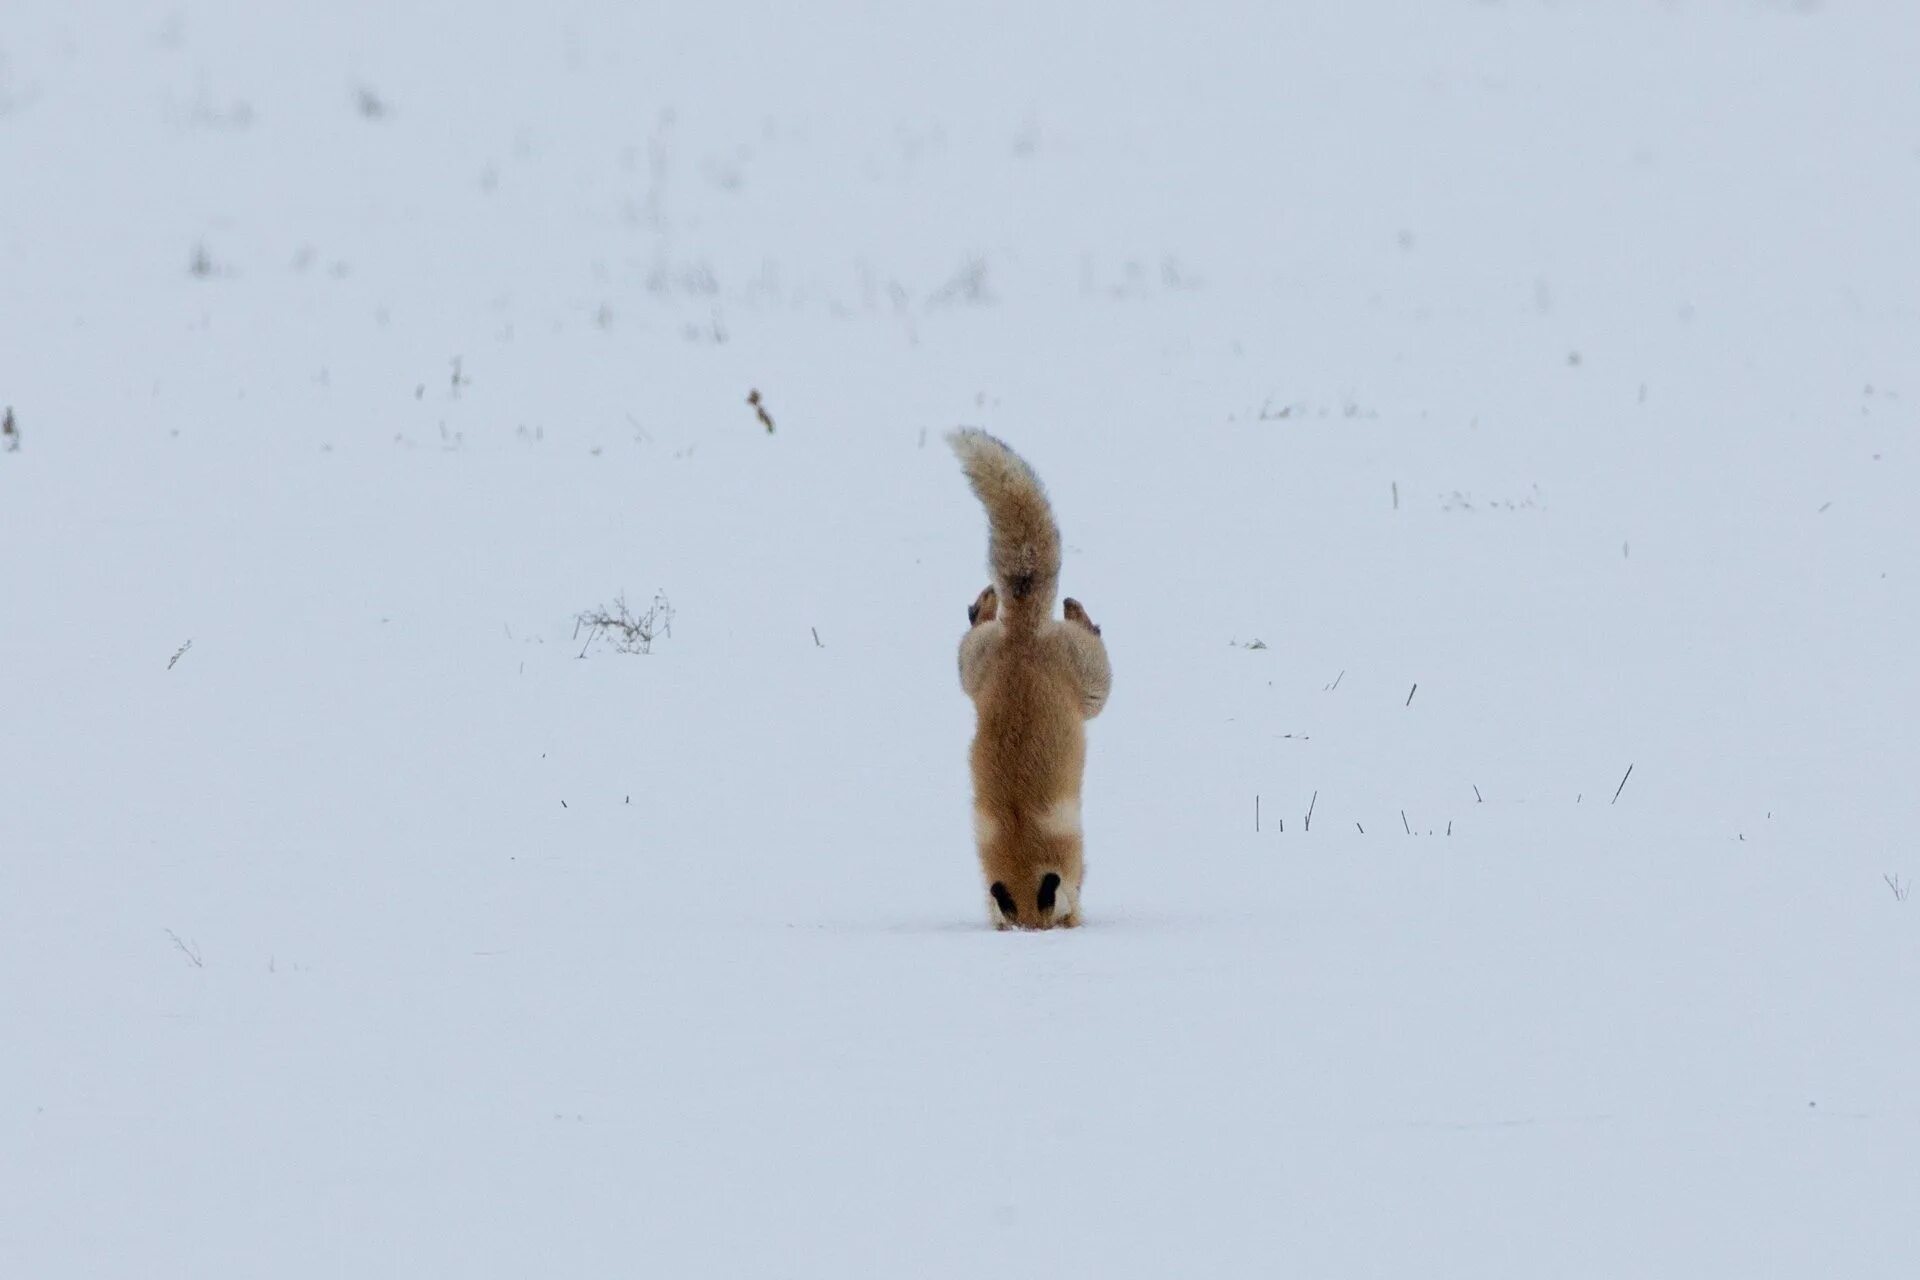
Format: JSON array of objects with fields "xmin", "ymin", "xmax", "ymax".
[{"xmin": 575, "ymin": 591, "xmax": 674, "ymax": 656}]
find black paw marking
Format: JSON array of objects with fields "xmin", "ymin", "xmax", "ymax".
[
  {"xmin": 990, "ymin": 882, "xmax": 1017, "ymax": 923},
  {"xmin": 1037, "ymin": 872, "xmax": 1060, "ymax": 914}
]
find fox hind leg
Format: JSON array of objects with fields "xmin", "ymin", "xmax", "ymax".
[{"xmin": 1063, "ymin": 596, "xmax": 1100, "ymax": 635}]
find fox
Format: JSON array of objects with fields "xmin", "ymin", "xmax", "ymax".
[{"xmin": 948, "ymin": 428, "xmax": 1111, "ymax": 930}]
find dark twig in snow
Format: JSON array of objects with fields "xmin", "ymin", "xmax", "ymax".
[
  {"xmin": 166, "ymin": 639, "xmax": 192, "ymax": 670},
  {"xmin": 1305, "ymin": 790, "xmax": 1318, "ymax": 832},
  {"xmin": 1610, "ymin": 763, "xmax": 1634, "ymax": 805},
  {"xmin": 1406, "ymin": 683, "xmax": 1418, "ymax": 707},
  {"xmin": 575, "ymin": 592, "xmax": 674, "ymax": 656},
  {"xmin": 747, "ymin": 388, "xmax": 775, "ymax": 432},
  {"xmin": 164, "ymin": 929, "xmax": 203, "ymax": 968}
]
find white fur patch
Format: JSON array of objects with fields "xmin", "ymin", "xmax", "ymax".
[
  {"xmin": 1037, "ymin": 797, "xmax": 1081, "ymax": 839},
  {"xmin": 987, "ymin": 894, "xmax": 1011, "ymax": 928},
  {"xmin": 972, "ymin": 807, "xmax": 998, "ymax": 848}
]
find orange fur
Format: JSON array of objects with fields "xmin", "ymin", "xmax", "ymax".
[{"xmin": 950, "ymin": 430, "xmax": 1111, "ymax": 930}]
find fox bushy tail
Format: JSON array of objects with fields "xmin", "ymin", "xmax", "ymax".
[{"xmin": 948, "ymin": 428, "xmax": 1061, "ymax": 634}]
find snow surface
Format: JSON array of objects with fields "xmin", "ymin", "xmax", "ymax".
[{"xmin": 3, "ymin": 2, "xmax": 1917, "ymax": 1276}]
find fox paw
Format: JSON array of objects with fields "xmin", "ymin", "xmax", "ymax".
[
  {"xmin": 1063, "ymin": 597, "xmax": 1101, "ymax": 635},
  {"xmin": 968, "ymin": 584, "xmax": 999, "ymax": 626}
]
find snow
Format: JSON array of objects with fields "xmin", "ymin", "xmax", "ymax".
[{"xmin": 2, "ymin": 1, "xmax": 1917, "ymax": 1275}]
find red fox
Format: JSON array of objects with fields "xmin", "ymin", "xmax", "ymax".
[{"xmin": 949, "ymin": 429, "xmax": 1111, "ymax": 930}]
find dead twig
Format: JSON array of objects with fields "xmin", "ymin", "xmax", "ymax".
[
  {"xmin": 164, "ymin": 929, "xmax": 203, "ymax": 968},
  {"xmin": 575, "ymin": 591, "xmax": 674, "ymax": 656},
  {"xmin": 747, "ymin": 388, "xmax": 775, "ymax": 432}
]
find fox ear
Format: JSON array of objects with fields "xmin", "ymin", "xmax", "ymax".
[
  {"xmin": 1037, "ymin": 872, "xmax": 1060, "ymax": 913},
  {"xmin": 990, "ymin": 882, "xmax": 1017, "ymax": 922}
]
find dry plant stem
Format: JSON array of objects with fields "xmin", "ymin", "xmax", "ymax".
[
  {"xmin": 164, "ymin": 929, "xmax": 203, "ymax": 968},
  {"xmin": 575, "ymin": 591, "xmax": 674, "ymax": 656},
  {"xmin": 747, "ymin": 388, "xmax": 775, "ymax": 432}
]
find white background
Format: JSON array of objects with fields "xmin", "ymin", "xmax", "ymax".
[{"xmin": 2, "ymin": 2, "xmax": 1916, "ymax": 1275}]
